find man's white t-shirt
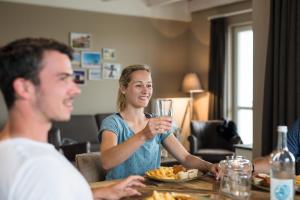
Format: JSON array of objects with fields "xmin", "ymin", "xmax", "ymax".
[{"xmin": 0, "ymin": 138, "xmax": 93, "ymax": 200}]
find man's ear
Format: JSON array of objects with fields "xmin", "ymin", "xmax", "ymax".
[{"xmin": 13, "ymin": 78, "xmax": 35, "ymax": 100}]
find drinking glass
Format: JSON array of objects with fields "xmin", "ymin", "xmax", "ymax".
[{"xmin": 157, "ymin": 99, "xmax": 173, "ymax": 117}]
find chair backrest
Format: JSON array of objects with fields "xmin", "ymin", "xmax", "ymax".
[
  {"xmin": 94, "ymin": 113, "xmax": 112, "ymax": 130},
  {"xmin": 190, "ymin": 120, "xmax": 235, "ymax": 151},
  {"xmin": 75, "ymin": 152, "xmax": 106, "ymax": 182},
  {"xmin": 53, "ymin": 115, "xmax": 98, "ymax": 144},
  {"xmin": 48, "ymin": 126, "xmax": 62, "ymax": 150}
]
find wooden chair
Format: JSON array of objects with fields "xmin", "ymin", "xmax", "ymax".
[{"xmin": 75, "ymin": 152, "xmax": 106, "ymax": 182}]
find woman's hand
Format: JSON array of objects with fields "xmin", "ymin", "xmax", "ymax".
[
  {"xmin": 141, "ymin": 117, "xmax": 172, "ymax": 140},
  {"xmin": 93, "ymin": 176, "xmax": 145, "ymax": 200}
]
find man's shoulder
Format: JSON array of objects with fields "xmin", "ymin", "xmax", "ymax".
[
  {"xmin": 289, "ymin": 119, "xmax": 300, "ymax": 135},
  {"xmin": 0, "ymin": 138, "xmax": 68, "ymax": 175},
  {"xmin": 0, "ymin": 138, "xmax": 92, "ymax": 200},
  {"xmin": 293, "ymin": 119, "xmax": 300, "ymax": 127},
  {"xmin": 0, "ymin": 138, "xmax": 57, "ymax": 158},
  {"xmin": 2, "ymin": 158, "xmax": 92, "ymax": 200}
]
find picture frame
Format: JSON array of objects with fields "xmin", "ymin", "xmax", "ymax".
[
  {"xmin": 88, "ymin": 68, "xmax": 102, "ymax": 81},
  {"xmin": 81, "ymin": 51, "xmax": 101, "ymax": 68},
  {"xmin": 102, "ymin": 63, "xmax": 121, "ymax": 79},
  {"xmin": 69, "ymin": 32, "xmax": 91, "ymax": 49},
  {"xmin": 73, "ymin": 69, "xmax": 86, "ymax": 85},
  {"xmin": 102, "ymin": 48, "xmax": 116, "ymax": 60},
  {"xmin": 71, "ymin": 51, "xmax": 81, "ymax": 66}
]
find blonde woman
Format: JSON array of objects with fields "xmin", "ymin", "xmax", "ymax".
[{"xmin": 99, "ymin": 65, "xmax": 219, "ymax": 180}]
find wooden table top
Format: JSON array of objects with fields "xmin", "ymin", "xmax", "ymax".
[{"xmin": 91, "ymin": 175, "xmax": 300, "ymax": 199}]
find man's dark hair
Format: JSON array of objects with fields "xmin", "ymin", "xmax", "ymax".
[{"xmin": 0, "ymin": 37, "xmax": 73, "ymax": 109}]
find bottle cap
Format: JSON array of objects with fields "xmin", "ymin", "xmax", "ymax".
[{"xmin": 277, "ymin": 125, "xmax": 288, "ymax": 132}]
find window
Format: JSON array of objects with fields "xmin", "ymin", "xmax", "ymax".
[{"xmin": 226, "ymin": 25, "xmax": 253, "ymax": 144}]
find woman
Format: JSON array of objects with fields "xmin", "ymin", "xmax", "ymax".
[{"xmin": 99, "ymin": 65, "xmax": 219, "ymax": 180}]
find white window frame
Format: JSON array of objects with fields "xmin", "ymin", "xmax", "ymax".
[{"xmin": 225, "ymin": 22, "xmax": 253, "ymax": 144}]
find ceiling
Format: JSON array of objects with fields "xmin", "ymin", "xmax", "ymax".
[{"xmin": 1, "ymin": 0, "xmax": 247, "ymax": 22}]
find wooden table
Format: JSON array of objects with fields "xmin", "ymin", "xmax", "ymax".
[{"xmin": 91, "ymin": 176, "xmax": 300, "ymax": 199}]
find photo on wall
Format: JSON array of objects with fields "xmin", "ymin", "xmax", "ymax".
[
  {"xmin": 81, "ymin": 51, "xmax": 101, "ymax": 68},
  {"xmin": 71, "ymin": 51, "xmax": 81, "ymax": 66},
  {"xmin": 73, "ymin": 69, "xmax": 86, "ymax": 85},
  {"xmin": 102, "ymin": 48, "xmax": 116, "ymax": 60},
  {"xmin": 88, "ymin": 68, "xmax": 102, "ymax": 80},
  {"xmin": 69, "ymin": 32, "xmax": 91, "ymax": 49},
  {"xmin": 102, "ymin": 63, "xmax": 121, "ymax": 79}
]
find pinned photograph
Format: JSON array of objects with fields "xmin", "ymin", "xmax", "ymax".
[
  {"xmin": 70, "ymin": 32, "xmax": 91, "ymax": 49},
  {"xmin": 81, "ymin": 51, "xmax": 101, "ymax": 68},
  {"xmin": 102, "ymin": 48, "xmax": 116, "ymax": 60},
  {"xmin": 73, "ymin": 69, "xmax": 86, "ymax": 85},
  {"xmin": 71, "ymin": 51, "xmax": 81, "ymax": 66},
  {"xmin": 102, "ymin": 63, "xmax": 121, "ymax": 79},
  {"xmin": 88, "ymin": 68, "xmax": 102, "ymax": 80}
]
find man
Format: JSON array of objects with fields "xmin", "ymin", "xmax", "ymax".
[
  {"xmin": 253, "ymin": 120, "xmax": 300, "ymax": 174},
  {"xmin": 287, "ymin": 119, "xmax": 300, "ymax": 161},
  {"xmin": 0, "ymin": 38, "xmax": 144, "ymax": 200}
]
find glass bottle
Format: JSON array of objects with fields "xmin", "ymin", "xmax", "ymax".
[{"xmin": 270, "ymin": 125, "xmax": 295, "ymax": 200}]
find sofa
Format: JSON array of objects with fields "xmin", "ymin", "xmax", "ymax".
[
  {"xmin": 48, "ymin": 113, "xmax": 112, "ymax": 161},
  {"xmin": 187, "ymin": 120, "xmax": 241, "ymax": 163}
]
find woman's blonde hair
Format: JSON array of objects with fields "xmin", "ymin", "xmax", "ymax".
[{"xmin": 117, "ymin": 64, "xmax": 150, "ymax": 111}]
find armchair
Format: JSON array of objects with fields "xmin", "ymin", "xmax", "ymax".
[
  {"xmin": 52, "ymin": 115, "xmax": 99, "ymax": 152},
  {"xmin": 188, "ymin": 120, "xmax": 240, "ymax": 163},
  {"xmin": 48, "ymin": 113, "xmax": 112, "ymax": 161},
  {"xmin": 48, "ymin": 126, "xmax": 90, "ymax": 161}
]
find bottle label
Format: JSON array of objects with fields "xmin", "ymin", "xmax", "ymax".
[{"xmin": 271, "ymin": 178, "xmax": 294, "ymax": 200}]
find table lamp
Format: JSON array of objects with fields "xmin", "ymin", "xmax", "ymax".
[{"xmin": 182, "ymin": 73, "xmax": 203, "ymax": 120}]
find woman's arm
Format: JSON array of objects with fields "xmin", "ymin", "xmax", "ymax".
[
  {"xmin": 100, "ymin": 131, "xmax": 146, "ymax": 170},
  {"xmin": 100, "ymin": 117, "xmax": 172, "ymax": 170},
  {"xmin": 163, "ymin": 135, "xmax": 219, "ymax": 175}
]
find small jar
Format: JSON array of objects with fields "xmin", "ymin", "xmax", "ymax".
[{"xmin": 219, "ymin": 155, "xmax": 252, "ymax": 199}]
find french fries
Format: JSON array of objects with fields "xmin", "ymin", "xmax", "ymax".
[
  {"xmin": 146, "ymin": 167, "xmax": 175, "ymax": 179},
  {"xmin": 295, "ymin": 175, "xmax": 300, "ymax": 186},
  {"xmin": 145, "ymin": 166, "xmax": 198, "ymax": 180}
]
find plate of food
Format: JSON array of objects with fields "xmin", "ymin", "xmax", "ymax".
[
  {"xmin": 295, "ymin": 175, "xmax": 300, "ymax": 192},
  {"xmin": 252, "ymin": 173, "xmax": 270, "ymax": 191},
  {"xmin": 145, "ymin": 165, "xmax": 202, "ymax": 183},
  {"xmin": 252, "ymin": 173, "xmax": 300, "ymax": 192},
  {"xmin": 145, "ymin": 190, "xmax": 210, "ymax": 200}
]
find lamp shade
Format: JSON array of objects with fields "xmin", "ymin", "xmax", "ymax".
[{"xmin": 182, "ymin": 73, "xmax": 203, "ymax": 93}]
